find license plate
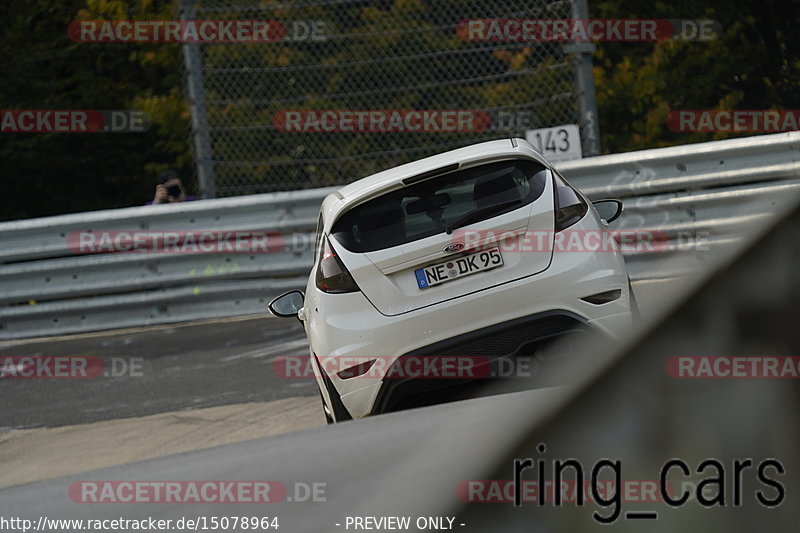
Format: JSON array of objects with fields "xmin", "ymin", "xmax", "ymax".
[{"xmin": 415, "ymin": 247, "xmax": 503, "ymax": 289}]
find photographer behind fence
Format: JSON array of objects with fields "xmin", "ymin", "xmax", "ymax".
[{"xmin": 149, "ymin": 170, "xmax": 196, "ymax": 205}]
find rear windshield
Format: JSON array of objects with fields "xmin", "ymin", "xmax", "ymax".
[{"xmin": 331, "ymin": 159, "xmax": 548, "ymax": 252}]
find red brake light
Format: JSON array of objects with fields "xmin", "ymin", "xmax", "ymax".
[{"xmin": 315, "ymin": 237, "xmax": 360, "ymax": 293}]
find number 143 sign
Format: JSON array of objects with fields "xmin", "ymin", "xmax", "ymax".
[{"xmin": 525, "ymin": 124, "xmax": 583, "ymax": 162}]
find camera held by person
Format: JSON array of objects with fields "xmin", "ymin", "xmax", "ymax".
[{"xmin": 151, "ymin": 170, "xmax": 195, "ymax": 204}]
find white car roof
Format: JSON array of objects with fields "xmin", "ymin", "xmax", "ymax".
[{"xmin": 320, "ymin": 138, "xmax": 549, "ymax": 231}]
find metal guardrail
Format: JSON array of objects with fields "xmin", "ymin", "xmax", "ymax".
[
  {"xmin": 559, "ymin": 132, "xmax": 800, "ymax": 280},
  {"xmin": 2, "ymin": 132, "xmax": 799, "ymax": 340}
]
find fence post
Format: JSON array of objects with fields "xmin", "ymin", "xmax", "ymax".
[
  {"xmin": 179, "ymin": 0, "xmax": 217, "ymax": 198},
  {"xmin": 570, "ymin": 0, "xmax": 601, "ymax": 156}
]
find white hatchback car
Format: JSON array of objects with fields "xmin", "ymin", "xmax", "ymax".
[{"xmin": 270, "ymin": 139, "xmax": 635, "ymax": 422}]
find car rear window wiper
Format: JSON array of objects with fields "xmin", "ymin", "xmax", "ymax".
[{"xmin": 445, "ymin": 200, "xmax": 522, "ymax": 234}]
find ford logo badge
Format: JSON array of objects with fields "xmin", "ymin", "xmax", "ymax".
[{"xmin": 442, "ymin": 242, "xmax": 465, "ymax": 254}]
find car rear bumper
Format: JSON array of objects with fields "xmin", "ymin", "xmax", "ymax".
[
  {"xmin": 305, "ymin": 243, "xmax": 633, "ymax": 419},
  {"xmin": 369, "ymin": 309, "xmax": 597, "ymax": 415}
]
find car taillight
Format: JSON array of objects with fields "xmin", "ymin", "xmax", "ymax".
[
  {"xmin": 553, "ymin": 172, "xmax": 589, "ymax": 231},
  {"xmin": 316, "ymin": 237, "xmax": 360, "ymax": 293}
]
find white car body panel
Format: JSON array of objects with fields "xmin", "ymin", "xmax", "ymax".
[{"xmin": 278, "ymin": 139, "xmax": 634, "ymax": 421}]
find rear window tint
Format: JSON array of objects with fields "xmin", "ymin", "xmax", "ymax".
[{"xmin": 332, "ymin": 159, "xmax": 548, "ymax": 252}]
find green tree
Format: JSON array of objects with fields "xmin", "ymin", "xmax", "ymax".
[
  {"xmin": 0, "ymin": 0, "xmax": 190, "ymax": 221},
  {"xmin": 592, "ymin": 0, "xmax": 800, "ymax": 152}
]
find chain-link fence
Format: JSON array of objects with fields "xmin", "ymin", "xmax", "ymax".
[{"xmin": 181, "ymin": 0, "xmax": 584, "ymax": 198}]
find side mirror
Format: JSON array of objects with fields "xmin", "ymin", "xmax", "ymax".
[
  {"xmin": 592, "ymin": 199, "xmax": 623, "ymax": 224},
  {"xmin": 268, "ymin": 290, "xmax": 305, "ymax": 318}
]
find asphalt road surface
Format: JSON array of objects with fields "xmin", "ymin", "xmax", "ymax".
[{"xmin": 0, "ymin": 316, "xmax": 315, "ymax": 429}]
